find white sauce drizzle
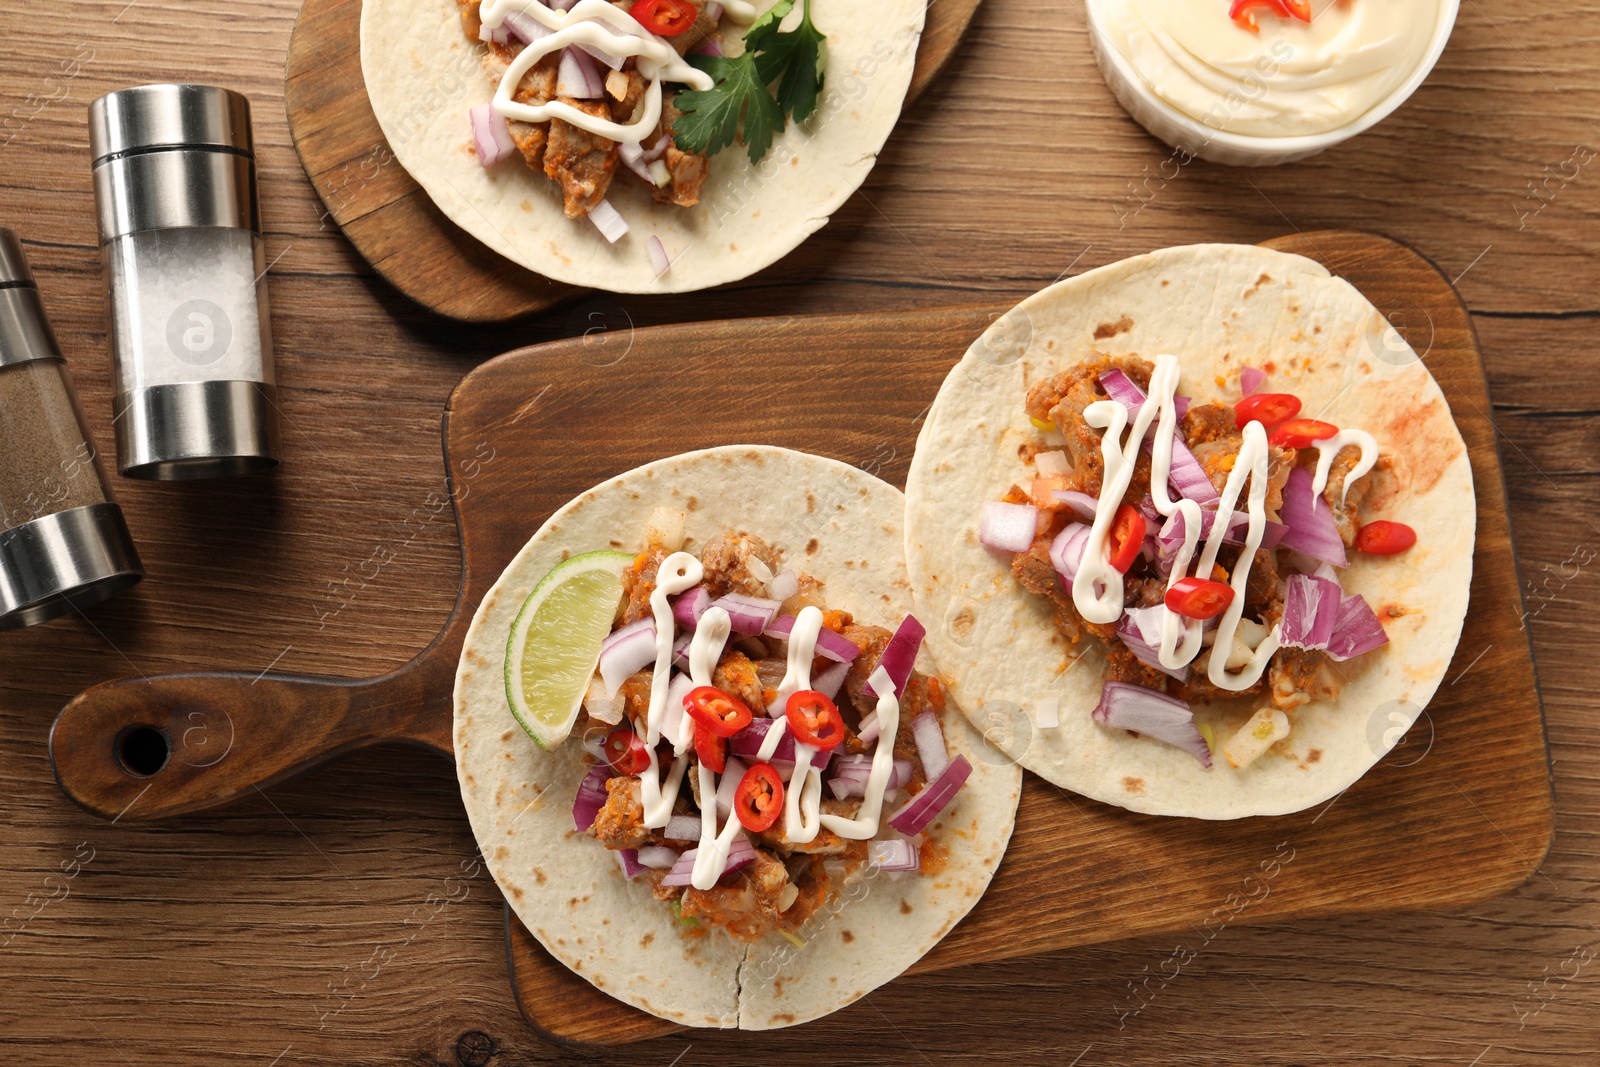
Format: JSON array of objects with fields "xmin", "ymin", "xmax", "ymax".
[
  {"xmin": 1140, "ymin": 355, "xmax": 1208, "ymax": 671},
  {"xmin": 1310, "ymin": 428, "xmax": 1378, "ymax": 505},
  {"xmin": 819, "ymin": 674, "xmax": 900, "ymax": 840},
  {"xmin": 1199, "ymin": 421, "xmax": 1281, "ymax": 690},
  {"xmin": 774, "ymin": 607, "xmax": 825, "ymax": 844},
  {"xmin": 479, "ymin": 0, "xmax": 713, "ymax": 145},
  {"xmin": 638, "ymin": 551, "xmax": 700, "ymax": 828},
  {"xmin": 686, "ymin": 606, "xmax": 745, "ymax": 891}
]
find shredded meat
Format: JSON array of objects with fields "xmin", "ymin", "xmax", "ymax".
[
  {"xmin": 756, "ymin": 799, "xmax": 858, "ymax": 856},
  {"xmin": 1320, "ymin": 445, "xmax": 1373, "ymax": 547},
  {"xmin": 713, "ymin": 650, "xmax": 766, "ymax": 714},
  {"xmin": 1025, "ymin": 354, "xmax": 1154, "ymax": 495},
  {"xmin": 700, "ymin": 532, "xmax": 779, "ymax": 598},
  {"xmin": 840, "ymin": 623, "xmax": 893, "ymax": 715},
  {"xmin": 679, "ymin": 848, "xmax": 791, "ymax": 941},
  {"xmin": 1268, "ymin": 646, "xmax": 1342, "ymax": 709},
  {"xmin": 650, "ymin": 100, "xmax": 709, "ymax": 207},
  {"xmin": 544, "ymin": 100, "xmax": 619, "ymax": 217},
  {"xmin": 590, "ymin": 777, "xmax": 649, "ymax": 850},
  {"xmin": 620, "ymin": 547, "xmax": 665, "ymax": 625}
]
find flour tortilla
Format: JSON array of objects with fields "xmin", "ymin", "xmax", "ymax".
[
  {"xmin": 454, "ymin": 446, "xmax": 1020, "ymax": 1028},
  {"xmin": 904, "ymin": 244, "xmax": 1474, "ymax": 819},
  {"xmin": 362, "ymin": 0, "xmax": 926, "ymax": 294}
]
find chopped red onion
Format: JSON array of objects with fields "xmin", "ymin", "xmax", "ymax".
[
  {"xmin": 671, "ymin": 630, "xmax": 692, "ymax": 671},
  {"xmin": 572, "ymin": 763, "xmax": 612, "ymax": 831},
  {"xmin": 557, "ymin": 46, "xmax": 606, "ymax": 98},
  {"xmin": 615, "ymin": 848, "xmax": 647, "ymax": 879},
  {"xmin": 661, "ymin": 835, "xmax": 756, "ymax": 887},
  {"xmin": 502, "ymin": 10, "xmax": 550, "ymax": 43},
  {"xmin": 646, "ymin": 235, "xmax": 671, "ymax": 276},
  {"xmin": 1051, "ymin": 489, "xmax": 1098, "ymax": 522},
  {"xmin": 1156, "ymin": 508, "xmax": 1286, "ymax": 556},
  {"xmin": 857, "ymin": 710, "xmax": 880, "ymax": 745},
  {"xmin": 711, "ymin": 592, "xmax": 781, "ymax": 635},
  {"xmin": 1115, "ymin": 606, "xmax": 1191, "ymax": 684},
  {"xmin": 469, "ymin": 103, "xmax": 515, "ymax": 167},
  {"xmin": 979, "ymin": 501, "xmax": 1038, "ymax": 553},
  {"xmin": 642, "ymin": 133, "xmax": 672, "ymax": 162},
  {"xmin": 1241, "ymin": 366, "xmax": 1267, "ymax": 395},
  {"xmin": 1091, "ymin": 681, "xmax": 1211, "ymax": 769},
  {"xmin": 671, "ymin": 586, "xmax": 710, "ymax": 631},
  {"xmin": 1279, "ymin": 466, "xmax": 1349, "ymax": 566},
  {"xmin": 479, "ymin": 20, "xmax": 512, "ymax": 44},
  {"xmin": 663, "ymin": 814, "xmax": 701, "ymax": 840},
  {"xmin": 714, "ymin": 757, "xmax": 747, "ymax": 820},
  {"xmin": 869, "ymin": 839, "xmax": 921, "ymax": 873},
  {"xmin": 862, "ymin": 616, "xmax": 926, "ymax": 701},
  {"xmin": 811, "ymin": 659, "xmax": 850, "ymax": 701},
  {"xmin": 730, "ymin": 718, "xmax": 826, "ymax": 768},
  {"xmin": 1279, "ymin": 573, "xmax": 1342, "ymax": 650},
  {"xmin": 1050, "ymin": 522, "xmax": 1091, "ymax": 581},
  {"xmin": 691, "ymin": 35, "xmax": 724, "ymax": 56},
  {"xmin": 1326, "ymin": 593, "xmax": 1389, "ymax": 661},
  {"xmin": 766, "ymin": 569, "xmax": 799, "ymax": 602},
  {"xmin": 762, "ymin": 614, "xmax": 860, "ymax": 662},
  {"xmin": 575, "ymin": 14, "xmax": 638, "ymax": 70},
  {"xmin": 1034, "ymin": 449, "xmax": 1071, "ymax": 479},
  {"xmin": 888, "ymin": 756, "xmax": 973, "ymax": 835},
  {"xmin": 661, "ymin": 672, "xmax": 694, "ymax": 749},
  {"xmin": 910, "ymin": 710, "xmax": 949, "ymax": 782},
  {"xmin": 1099, "ymin": 372, "xmax": 1218, "ymax": 506},
  {"xmin": 705, "ymin": 1, "xmax": 724, "ymax": 20},
  {"xmin": 617, "ymin": 140, "xmax": 656, "ymax": 183},
  {"xmin": 635, "ymin": 844, "xmax": 680, "ymax": 869},
  {"xmin": 1099, "ymin": 369, "xmax": 1191, "ymax": 422},
  {"xmin": 587, "ymin": 198, "xmax": 629, "ymax": 243},
  {"xmin": 599, "ymin": 618, "xmax": 656, "ymax": 697}
]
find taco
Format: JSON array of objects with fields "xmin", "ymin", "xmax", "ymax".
[
  {"xmin": 454, "ymin": 446, "xmax": 1020, "ymax": 1028},
  {"xmin": 903, "ymin": 244, "xmax": 1473, "ymax": 819},
  {"xmin": 361, "ymin": 0, "xmax": 926, "ymax": 293}
]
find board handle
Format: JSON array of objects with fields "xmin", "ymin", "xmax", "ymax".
[{"xmin": 50, "ymin": 657, "xmax": 454, "ymax": 823}]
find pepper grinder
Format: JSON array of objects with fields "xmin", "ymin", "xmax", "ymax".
[
  {"xmin": 90, "ymin": 84, "xmax": 280, "ymax": 480},
  {"xmin": 0, "ymin": 229, "xmax": 142, "ymax": 628}
]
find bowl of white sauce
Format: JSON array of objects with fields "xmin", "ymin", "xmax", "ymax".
[{"xmin": 1086, "ymin": 0, "xmax": 1460, "ymax": 167}]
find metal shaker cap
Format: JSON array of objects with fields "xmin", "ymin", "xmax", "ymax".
[
  {"xmin": 0, "ymin": 228, "xmax": 64, "ymax": 370},
  {"xmin": 88, "ymin": 84, "xmax": 253, "ymax": 162},
  {"xmin": 0, "ymin": 229, "xmax": 36, "ymax": 288}
]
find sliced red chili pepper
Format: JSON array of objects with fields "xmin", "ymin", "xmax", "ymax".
[
  {"xmin": 1233, "ymin": 392, "xmax": 1302, "ymax": 430},
  {"xmin": 628, "ymin": 0, "xmax": 697, "ymax": 35},
  {"xmin": 1229, "ymin": 0, "xmax": 1311, "ymax": 31},
  {"xmin": 602, "ymin": 726, "xmax": 650, "ymax": 776},
  {"xmin": 1355, "ymin": 520, "xmax": 1417, "ymax": 555},
  {"xmin": 1267, "ymin": 418, "xmax": 1339, "ymax": 450},
  {"xmin": 785, "ymin": 690, "xmax": 846, "ymax": 751},
  {"xmin": 693, "ymin": 722, "xmax": 728, "ymax": 774},
  {"xmin": 1108, "ymin": 504, "xmax": 1146, "ymax": 574},
  {"xmin": 1164, "ymin": 576, "xmax": 1236, "ymax": 620},
  {"xmin": 684, "ymin": 685, "xmax": 753, "ymax": 738},
  {"xmin": 734, "ymin": 763, "xmax": 784, "ymax": 832}
]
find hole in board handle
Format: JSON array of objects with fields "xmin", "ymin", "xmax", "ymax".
[{"xmin": 115, "ymin": 725, "xmax": 172, "ymax": 778}]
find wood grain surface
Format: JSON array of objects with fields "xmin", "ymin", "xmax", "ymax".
[
  {"xmin": 282, "ymin": 0, "xmax": 985, "ymax": 322},
  {"xmin": 2, "ymin": 1, "xmax": 1598, "ymax": 1064}
]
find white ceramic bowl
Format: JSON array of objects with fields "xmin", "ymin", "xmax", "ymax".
[{"xmin": 1085, "ymin": 0, "xmax": 1461, "ymax": 167}]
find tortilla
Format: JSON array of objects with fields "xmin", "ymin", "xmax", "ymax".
[
  {"xmin": 903, "ymin": 244, "xmax": 1474, "ymax": 819},
  {"xmin": 361, "ymin": 0, "xmax": 926, "ymax": 294},
  {"xmin": 454, "ymin": 445, "xmax": 1020, "ymax": 1028}
]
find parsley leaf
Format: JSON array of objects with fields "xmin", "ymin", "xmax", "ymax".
[{"xmin": 672, "ymin": 0, "xmax": 827, "ymax": 164}]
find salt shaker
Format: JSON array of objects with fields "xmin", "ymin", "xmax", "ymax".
[
  {"xmin": 89, "ymin": 84, "xmax": 280, "ymax": 480},
  {"xmin": 0, "ymin": 229, "xmax": 142, "ymax": 628}
]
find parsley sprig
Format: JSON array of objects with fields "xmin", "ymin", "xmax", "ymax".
[{"xmin": 673, "ymin": 0, "xmax": 828, "ymax": 165}]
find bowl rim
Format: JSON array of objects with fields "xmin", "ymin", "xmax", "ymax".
[{"xmin": 1085, "ymin": 0, "xmax": 1463, "ymax": 155}]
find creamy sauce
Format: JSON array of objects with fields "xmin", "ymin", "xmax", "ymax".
[
  {"xmin": 639, "ymin": 551, "xmax": 700, "ymax": 828},
  {"xmin": 479, "ymin": 0, "xmax": 713, "ymax": 144},
  {"xmin": 1094, "ymin": 0, "xmax": 1443, "ymax": 138},
  {"xmin": 819, "ymin": 665, "xmax": 901, "ymax": 840},
  {"xmin": 687, "ymin": 606, "xmax": 743, "ymax": 891},
  {"xmin": 1197, "ymin": 421, "xmax": 1280, "ymax": 690},
  {"xmin": 771, "ymin": 607, "xmax": 825, "ymax": 844},
  {"xmin": 1310, "ymin": 428, "xmax": 1377, "ymax": 504}
]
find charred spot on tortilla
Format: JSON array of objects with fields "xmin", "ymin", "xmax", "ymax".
[
  {"xmin": 1122, "ymin": 777, "xmax": 1145, "ymax": 795},
  {"xmin": 1243, "ymin": 273, "xmax": 1273, "ymax": 298},
  {"xmin": 840, "ymin": 930, "xmax": 854, "ymax": 943},
  {"xmin": 1093, "ymin": 316, "xmax": 1134, "ymax": 340}
]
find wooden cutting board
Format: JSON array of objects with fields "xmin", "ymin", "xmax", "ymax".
[
  {"xmin": 281, "ymin": 0, "xmax": 985, "ymax": 322},
  {"xmin": 49, "ymin": 231, "xmax": 1553, "ymax": 1046}
]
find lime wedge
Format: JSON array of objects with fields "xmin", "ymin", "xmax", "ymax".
[{"xmin": 503, "ymin": 549, "xmax": 635, "ymax": 749}]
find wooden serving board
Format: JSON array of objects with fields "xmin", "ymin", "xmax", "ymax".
[
  {"xmin": 49, "ymin": 232, "xmax": 1552, "ymax": 1047},
  {"xmin": 282, "ymin": 0, "xmax": 985, "ymax": 323}
]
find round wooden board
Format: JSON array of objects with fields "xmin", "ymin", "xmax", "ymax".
[{"xmin": 282, "ymin": 0, "xmax": 985, "ymax": 323}]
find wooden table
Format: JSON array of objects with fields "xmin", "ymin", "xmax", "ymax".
[{"xmin": 1, "ymin": 1, "xmax": 1596, "ymax": 1064}]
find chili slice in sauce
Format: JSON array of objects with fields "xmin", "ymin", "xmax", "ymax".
[
  {"xmin": 1163, "ymin": 576, "xmax": 1236, "ymax": 620},
  {"xmin": 1108, "ymin": 504, "xmax": 1147, "ymax": 574},
  {"xmin": 1233, "ymin": 392, "xmax": 1302, "ymax": 429},
  {"xmin": 734, "ymin": 763, "xmax": 784, "ymax": 832},
  {"xmin": 1267, "ymin": 418, "xmax": 1339, "ymax": 450},
  {"xmin": 628, "ymin": 0, "xmax": 696, "ymax": 35},
  {"xmin": 603, "ymin": 726, "xmax": 650, "ymax": 776},
  {"xmin": 684, "ymin": 686, "xmax": 753, "ymax": 737},
  {"xmin": 1356, "ymin": 520, "xmax": 1417, "ymax": 555},
  {"xmin": 785, "ymin": 690, "xmax": 846, "ymax": 751},
  {"xmin": 693, "ymin": 723, "xmax": 728, "ymax": 774}
]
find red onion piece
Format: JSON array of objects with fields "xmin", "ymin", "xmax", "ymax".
[
  {"xmin": 469, "ymin": 103, "xmax": 515, "ymax": 167},
  {"xmin": 1100, "ymin": 371, "xmax": 1218, "ymax": 506},
  {"xmin": 663, "ymin": 814, "xmax": 701, "ymax": 840},
  {"xmin": 479, "ymin": 20, "xmax": 512, "ymax": 44},
  {"xmin": 646, "ymin": 235, "xmax": 671, "ymax": 276},
  {"xmin": 587, "ymin": 198, "xmax": 629, "ymax": 243},
  {"xmin": 868, "ymin": 839, "xmax": 921, "ymax": 873},
  {"xmin": 1279, "ymin": 573, "xmax": 1342, "ymax": 650},
  {"xmin": 762, "ymin": 614, "xmax": 861, "ymax": 662},
  {"xmin": 1099, "ymin": 369, "xmax": 1191, "ymax": 422},
  {"xmin": 705, "ymin": 1, "xmax": 724, "ymax": 20},
  {"xmin": 671, "ymin": 630, "xmax": 692, "ymax": 671},
  {"xmin": 615, "ymin": 848, "xmax": 647, "ymax": 879},
  {"xmin": 857, "ymin": 710, "xmax": 880, "ymax": 745},
  {"xmin": 572, "ymin": 763, "xmax": 612, "ymax": 831},
  {"xmin": 661, "ymin": 672, "xmax": 694, "ymax": 749},
  {"xmin": 1115, "ymin": 606, "xmax": 1191, "ymax": 684},
  {"xmin": 557, "ymin": 46, "xmax": 605, "ymax": 98},
  {"xmin": 1034, "ymin": 449, "xmax": 1071, "ymax": 479},
  {"xmin": 635, "ymin": 844, "xmax": 680, "ymax": 869},
  {"xmin": 811, "ymin": 658, "xmax": 850, "ymax": 701},
  {"xmin": 1327, "ymin": 593, "xmax": 1389, "ymax": 661},
  {"xmin": 1278, "ymin": 467, "xmax": 1349, "ymax": 566},
  {"xmin": 1091, "ymin": 681, "xmax": 1211, "ymax": 769},
  {"xmin": 575, "ymin": 14, "xmax": 638, "ymax": 70},
  {"xmin": 660, "ymin": 834, "xmax": 756, "ymax": 887},
  {"xmin": 709, "ymin": 592, "xmax": 780, "ymax": 635},
  {"xmin": 888, "ymin": 756, "xmax": 972, "ymax": 835},
  {"xmin": 671, "ymin": 586, "xmax": 709, "ymax": 631},
  {"xmin": 502, "ymin": 10, "xmax": 550, "ymax": 43},
  {"xmin": 1156, "ymin": 508, "xmax": 1286, "ymax": 556},
  {"xmin": 766, "ymin": 569, "xmax": 799, "ymax": 602},
  {"xmin": 642, "ymin": 133, "xmax": 672, "ymax": 162},
  {"xmin": 729, "ymin": 718, "xmax": 825, "ymax": 768},
  {"xmin": 979, "ymin": 501, "xmax": 1037, "ymax": 553},
  {"xmin": 910, "ymin": 710, "xmax": 949, "ymax": 781},
  {"xmin": 691, "ymin": 35, "xmax": 724, "ymax": 56},
  {"xmin": 1241, "ymin": 366, "xmax": 1267, "ymax": 395},
  {"xmin": 714, "ymin": 757, "xmax": 747, "ymax": 820},
  {"xmin": 1049, "ymin": 522, "xmax": 1091, "ymax": 581},
  {"xmin": 1051, "ymin": 489, "xmax": 1098, "ymax": 522},
  {"xmin": 617, "ymin": 140, "xmax": 656, "ymax": 183},
  {"xmin": 600, "ymin": 618, "xmax": 656, "ymax": 697},
  {"xmin": 862, "ymin": 616, "xmax": 925, "ymax": 701}
]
